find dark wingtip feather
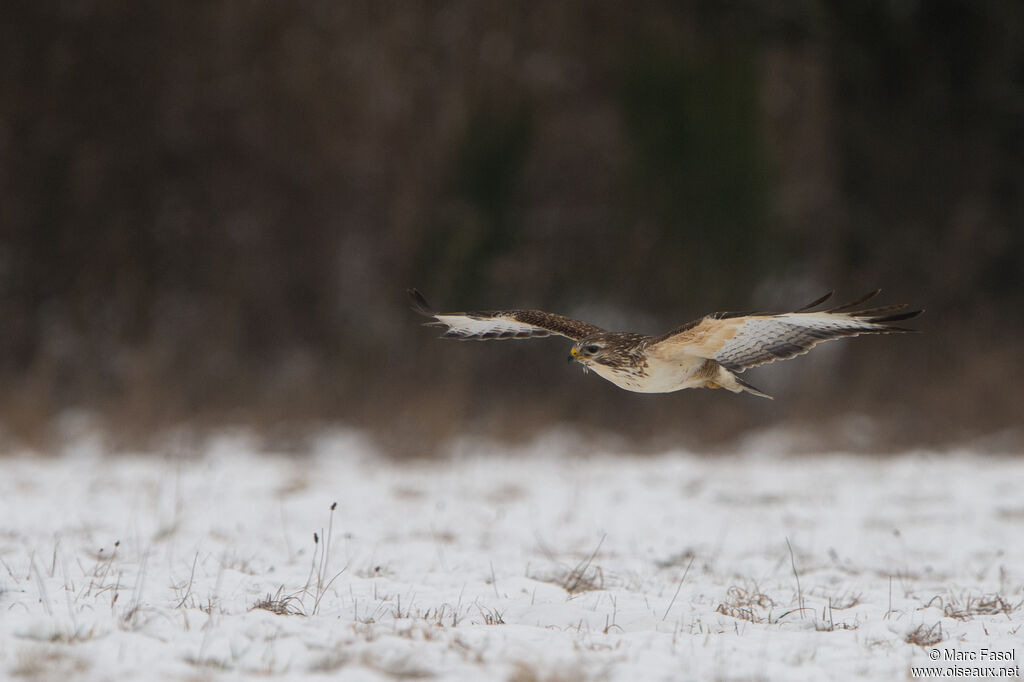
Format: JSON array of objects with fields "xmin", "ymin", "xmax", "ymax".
[
  {"xmin": 869, "ymin": 308, "xmax": 924, "ymax": 324},
  {"xmin": 852, "ymin": 303, "xmax": 907, "ymax": 317},
  {"xmin": 828, "ymin": 289, "xmax": 882, "ymax": 313},
  {"xmin": 408, "ymin": 288, "xmax": 435, "ymax": 317},
  {"xmin": 795, "ymin": 290, "xmax": 834, "ymax": 312}
]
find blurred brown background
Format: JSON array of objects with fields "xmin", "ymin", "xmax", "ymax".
[{"xmin": 2, "ymin": 1, "xmax": 1022, "ymax": 454}]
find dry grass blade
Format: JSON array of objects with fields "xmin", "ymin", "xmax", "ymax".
[
  {"xmin": 561, "ymin": 535, "xmax": 606, "ymax": 594},
  {"xmin": 251, "ymin": 586, "xmax": 305, "ymax": 616},
  {"xmin": 943, "ymin": 593, "xmax": 1022, "ymax": 620},
  {"xmin": 906, "ymin": 622, "xmax": 943, "ymax": 647},
  {"xmin": 662, "ymin": 554, "xmax": 695, "ymax": 621},
  {"xmin": 785, "ymin": 537, "xmax": 805, "ymax": 620},
  {"xmin": 301, "ymin": 502, "xmax": 346, "ymax": 615},
  {"xmin": 715, "ymin": 585, "xmax": 775, "ymax": 623}
]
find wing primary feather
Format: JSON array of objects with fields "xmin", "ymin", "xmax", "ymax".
[
  {"xmin": 865, "ymin": 309, "xmax": 924, "ymax": 325},
  {"xmin": 709, "ymin": 310, "xmax": 756, "ymax": 320},
  {"xmin": 827, "ymin": 289, "xmax": 882, "ymax": 313},
  {"xmin": 848, "ymin": 303, "xmax": 907, "ymax": 317},
  {"xmin": 408, "ymin": 288, "xmax": 435, "ymax": 317},
  {"xmin": 795, "ymin": 290, "xmax": 834, "ymax": 312}
]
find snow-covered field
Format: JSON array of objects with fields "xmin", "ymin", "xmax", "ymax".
[{"xmin": 1, "ymin": 430, "xmax": 1022, "ymax": 681}]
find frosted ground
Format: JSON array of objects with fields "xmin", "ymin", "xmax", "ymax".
[{"xmin": 1, "ymin": 429, "xmax": 1021, "ymax": 681}]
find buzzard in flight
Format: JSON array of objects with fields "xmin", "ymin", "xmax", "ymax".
[{"xmin": 409, "ymin": 289, "xmax": 921, "ymax": 399}]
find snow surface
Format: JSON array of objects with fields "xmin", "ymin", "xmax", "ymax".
[{"xmin": 1, "ymin": 430, "xmax": 1022, "ymax": 681}]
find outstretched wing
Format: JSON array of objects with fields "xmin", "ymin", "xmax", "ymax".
[
  {"xmin": 408, "ymin": 289, "xmax": 605, "ymax": 341},
  {"xmin": 648, "ymin": 290, "xmax": 922, "ymax": 372}
]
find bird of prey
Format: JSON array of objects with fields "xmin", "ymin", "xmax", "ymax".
[{"xmin": 408, "ymin": 288, "xmax": 921, "ymax": 399}]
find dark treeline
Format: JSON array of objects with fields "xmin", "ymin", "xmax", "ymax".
[{"xmin": 2, "ymin": 1, "xmax": 1022, "ymax": 453}]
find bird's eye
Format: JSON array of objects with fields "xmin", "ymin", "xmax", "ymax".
[{"xmin": 585, "ymin": 344, "xmax": 600, "ymax": 354}]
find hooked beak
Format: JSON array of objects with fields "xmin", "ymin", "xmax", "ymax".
[{"xmin": 568, "ymin": 347, "xmax": 579, "ymax": 364}]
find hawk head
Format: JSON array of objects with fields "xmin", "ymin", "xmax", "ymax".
[
  {"xmin": 569, "ymin": 332, "xmax": 650, "ymax": 370},
  {"xmin": 568, "ymin": 337, "xmax": 608, "ymax": 371}
]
